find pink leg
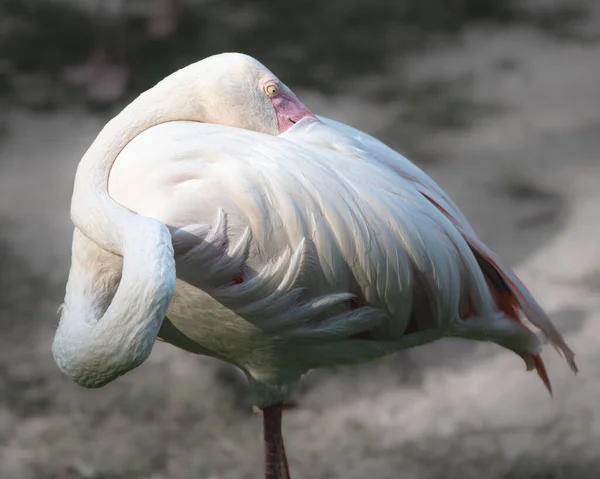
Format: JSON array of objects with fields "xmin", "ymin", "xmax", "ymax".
[{"xmin": 262, "ymin": 404, "xmax": 291, "ymax": 479}]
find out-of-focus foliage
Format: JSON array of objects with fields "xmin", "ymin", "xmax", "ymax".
[
  {"xmin": 0, "ymin": 0, "xmax": 93, "ymax": 72},
  {"xmin": 224, "ymin": 0, "xmax": 519, "ymax": 88},
  {"xmin": 0, "ymin": 0, "xmax": 519, "ymax": 95}
]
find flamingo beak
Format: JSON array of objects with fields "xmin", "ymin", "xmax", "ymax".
[{"xmin": 271, "ymin": 91, "xmax": 318, "ymax": 133}]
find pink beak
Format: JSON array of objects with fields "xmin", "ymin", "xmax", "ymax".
[{"xmin": 271, "ymin": 91, "xmax": 317, "ymax": 133}]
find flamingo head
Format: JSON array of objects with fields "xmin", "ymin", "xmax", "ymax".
[
  {"xmin": 263, "ymin": 79, "xmax": 317, "ymax": 133},
  {"xmin": 152, "ymin": 53, "xmax": 317, "ymax": 135}
]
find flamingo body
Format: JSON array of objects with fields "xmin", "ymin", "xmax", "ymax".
[
  {"xmin": 52, "ymin": 53, "xmax": 577, "ymax": 478},
  {"xmin": 92, "ymin": 116, "xmax": 572, "ymax": 405}
]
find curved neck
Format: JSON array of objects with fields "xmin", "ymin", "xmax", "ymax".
[
  {"xmin": 71, "ymin": 88, "xmax": 187, "ymax": 252},
  {"xmin": 53, "ymin": 229, "xmax": 175, "ymax": 387},
  {"xmin": 55, "ymin": 84, "xmax": 198, "ymax": 387}
]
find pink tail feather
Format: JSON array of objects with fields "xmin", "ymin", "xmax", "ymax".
[
  {"xmin": 412, "ymin": 183, "xmax": 577, "ymax": 392},
  {"xmin": 480, "ymin": 259, "xmax": 554, "ymax": 394}
]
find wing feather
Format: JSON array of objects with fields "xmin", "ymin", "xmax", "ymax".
[
  {"xmin": 319, "ymin": 116, "xmax": 577, "ymax": 390},
  {"xmin": 108, "ymin": 119, "xmax": 576, "ymax": 385}
]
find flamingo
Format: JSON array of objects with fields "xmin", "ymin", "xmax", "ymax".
[{"xmin": 52, "ymin": 53, "xmax": 578, "ymax": 479}]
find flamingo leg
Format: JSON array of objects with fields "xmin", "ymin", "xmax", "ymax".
[{"xmin": 262, "ymin": 403, "xmax": 291, "ymax": 479}]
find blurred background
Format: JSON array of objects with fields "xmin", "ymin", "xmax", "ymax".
[{"xmin": 0, "ymin": 0, "xmax": 599, "ymax": 477}]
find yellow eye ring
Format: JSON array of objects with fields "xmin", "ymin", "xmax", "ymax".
[{"xmin": 264, "ymin": 82, "xmax": 279, "ymax": 97}]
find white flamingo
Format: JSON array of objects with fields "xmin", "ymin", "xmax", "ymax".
[{"xmin": 52, "ymin": 53, "xmax": 578, "ymax": 479}]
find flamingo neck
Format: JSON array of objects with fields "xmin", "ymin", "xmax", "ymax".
[
  {"xmin": 53, "ymin": 229, "xmax": 174, "ymax": 387},
  {"xmin": 53, "ymin": 85, "xmax": 196, "ymax": 387}
]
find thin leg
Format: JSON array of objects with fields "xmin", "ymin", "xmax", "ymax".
[{"xmin": 262, "ymin": 403, "xmax": 291, "ymax": 479}]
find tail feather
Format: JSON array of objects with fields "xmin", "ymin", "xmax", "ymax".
[
  {"xmin": 413, "ymin": 185, "xmax": 578, "ymax": 392},
  {"xmin": 479, "ymin": 254, "xmax": 554, "ymax": 394},
  {"xmin": 467, "ymin": 237, "xmax": 577, "ymax": 375},
  {"xmin": 533, "ymin": 354, "xmax": 552, "ymax": 395}
]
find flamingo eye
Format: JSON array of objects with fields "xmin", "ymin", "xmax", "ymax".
[{"xmin": 264, "ymin": 82, "xmax": 279, "ymax": 97}]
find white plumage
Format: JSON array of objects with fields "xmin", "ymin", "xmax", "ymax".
[{"xmin": 52, "ymin": 53, "xmax": 577, "ymax": 479}]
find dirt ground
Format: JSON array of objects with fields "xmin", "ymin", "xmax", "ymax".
[{"xmin": 1, "ymin": 1, "xmax": 600, "ymax": 478}]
